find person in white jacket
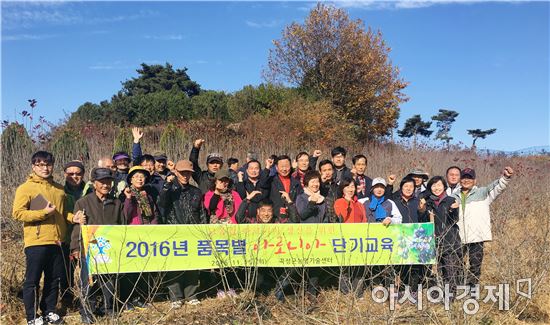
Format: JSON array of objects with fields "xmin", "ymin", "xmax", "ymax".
[{"xmin": 453, "ymin": 166, "xmax": 514, "ymax": 288}]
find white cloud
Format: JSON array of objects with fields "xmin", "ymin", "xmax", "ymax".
[
  {"xmin": 2, "ymin": 34, "xmax": 57, "ymax": 41},
  {"xmin": 89, "ymin": 61, "xmax": 131, "ymax": 70},
  {"xmin": 2, "ymin": 2, "xmax": 157, "ymax": 30},
  {"xmin": 245, "ymin": 19, "xmax": 283, "ymax": 28},
  {"xmin": 143, "ymin": 34, "xmax": 185, "ymax": 41}
]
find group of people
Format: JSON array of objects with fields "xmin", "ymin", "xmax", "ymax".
[{"xmin": 13, "ymin": 127, "xmax": 513, "ymax": 325}]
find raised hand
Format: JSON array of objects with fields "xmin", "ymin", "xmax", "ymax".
[
  {"xmin": 194, "ymin": 139, "xmax": 205, "ymax": 149},
  {"xmin": 238, "ymin": 171, "xmax": 244, "ymax": 182},
  {"xmin": 503, "ymin": 166, "xmax": 514, "ymax": 178},
  {"xmin": 312, "ymin": 150, "xmax": 322, "ymax": 158},
  {"xmin": 124, "ymin": 187, "xmax": 132, "ymax": 199},
  {"xmin": 166, "ymin": 160, "xmax": 175, "ymax": 171},
  {"xmin": 132, "ymin": 127, "xmax": 143, "ymax": 143},
  {"xmin": 265, "ymin": 158, "xmax": 274, "ymax": 170},
  {"xmin": 387, "ymin": 174, "xmax": 397, "ymax": 186}
]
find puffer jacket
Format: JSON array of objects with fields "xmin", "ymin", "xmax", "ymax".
[
  {"xmin": 12, "ymin": 173, "xmax": 74, "ymax": 247},
  {"xmin": 452, "ymin": 176, "xmax": 509, "ymax": 244}
]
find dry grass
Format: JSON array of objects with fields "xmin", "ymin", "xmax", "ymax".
[{"xmin": 1, "ymin": 124, "xmax": 549, "ymax": 324}]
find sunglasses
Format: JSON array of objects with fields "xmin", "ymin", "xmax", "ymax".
[{"xmin": 66, "ymin": 172, "xmax": 83, "ymax": 176}]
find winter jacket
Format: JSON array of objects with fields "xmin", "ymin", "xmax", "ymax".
[
  {"xmin": 159, "ymin": 180, "xmax": 207, "ymax": 225},
  {"xmin": 334, "ymin": 197, "xmax": 366, "ymax": 223},
  {"xmin": 12, "ymin": 173, "xmax": 75, "ymax": 247},
  {"xmin": 235, "ymin": 178, "xmax": 269, "ymax": 219},
  {"xmin": 363, "ymin": 196, "xmax": 402, "ymax": 224},
  {"xmin": 204, "ymin": 190, "xmax": 242, "ymax": 224},
  {"xmin": 261, "ymin": 170, "xmax": 303, "ymax": 222},
  {"xmin": 452, "ymin": 176, "xmax": 510, "ymax": 244},
  {"xmin": 320, "ymin": 181, "xmax": 339, "ymax": 222},
  {"xmin": 446, "ymin": 184, "xmax": 461, "ymax": 196},
  {"xmin": 391, "ymin": 191, "xmax": 421, "ymax": 223},
  {"xmin": 70, "ymin": 193, "xmax": 124, "ymax": 251},
  {"xmin": 122, "ymin": 190, "xmax": 160, "ymax": 225},
  {"xmin": 422, "ymin": 194, "xmax": 460, "ymax": 251},
  {"xmin": 295, "ymin": 191, "xmax": 328, "ymax": 223},
  {"xmin": 189, "ymin": 147, "xmax": 216, "ymax": 194},
  {"xmin": 334, "ymin": 165, "xmax": 353, "ymax": 185}
]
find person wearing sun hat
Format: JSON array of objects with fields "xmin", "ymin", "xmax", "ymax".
[
  {"xmin": 404, "ymin": 168, "xmax": 430, "ymax": 197},
  {"xmin": 122, "ymin": 166, "xmax": 158, "ymax": 225}
]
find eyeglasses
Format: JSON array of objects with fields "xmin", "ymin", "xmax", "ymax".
[
  {"xmin": 66, "ymin": 172, "xmax": 83, "ymax": 176},
  {"xmin": 34, "ymin": 163, "xmax": 53, "ymax": 168}
]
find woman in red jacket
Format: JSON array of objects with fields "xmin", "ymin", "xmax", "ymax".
[
  {"xmin": 333, "ymin": 178, "xmax": 367, "ymax": 297},
  {"xmin": 334, "ymin": 178, "xmax": 366, "ymax": 223}
]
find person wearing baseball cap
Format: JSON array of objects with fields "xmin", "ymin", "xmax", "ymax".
[
  {"xmin": 70, "ymin": 167, "xmax": 123, "ymax": 324},
  {"xmin": 152, "ymin": 151, "xmax": 170, "ymax": 178},
  {"xmin": 453, "ymin": 166, "xmax": 514, "ymax": 291},
  {"xmin": 112, "ymin": 151, "xmax": 132, "ymax": 185},
  {"xmin": 158, "ymin": 160, "xmax": 205, "ymax": 307},
  {"xmin": 189, "ymin": 138, "xmax": 224, "ymax": 194}
]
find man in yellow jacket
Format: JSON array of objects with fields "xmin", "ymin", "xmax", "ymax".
[{"xmin": 12, "ymin": 151, "xmax": 84, "ymax": 325}]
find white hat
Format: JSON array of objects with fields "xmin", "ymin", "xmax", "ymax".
[{"xmin": 372, "ymin": 177, "xmax": 387, "ymax": 187}]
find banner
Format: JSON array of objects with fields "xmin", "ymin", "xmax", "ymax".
[{"xmin": 82, "ymin": 223, "xmax": 436, "ymax": 275}]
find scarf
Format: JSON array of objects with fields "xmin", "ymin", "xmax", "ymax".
[
  {"xmin": 357, "ymin": 175, "xmax": 366, "ymax": 196},
  {"xmin": 303, "ymin": 187, "xmax": 325, "ymax": 204},
  {"xmin": 220, "ymin": 191, "xmax": 235, "ymax": 216},
  {"xmin": 430, "ymin": 192, "xmax": 447, "ymax": 207},
  {"xmin": 368, "ymin": 195, "xmax": 387, "ymax": 222},
  {"xmin": 130, "ymin": 187, "xmax": 153, "ymax": 223},
  {"xmin": 291, "ymin": 169, "xmax": 306, "ymax": 187}
]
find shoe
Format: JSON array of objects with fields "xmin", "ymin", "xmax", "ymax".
[
  {"xmin": 216, "ymin": 290, "xmax": 226, "ymax": 299},
  {"xmin": 186, "ymin": 299, "xmax": 200, "ymax": 306},
  {"xmin": 126, "ymin": 298, "xmax": 149, "ymax": 310},
  {"xmin": 44, "ymin": 312, "xmax": 65, "ymax": 324},
  {"xmin": 27, "ymin": 317, "xmax": 44, "ymax": 325},
  {"xmin": 170, "ymin": 301, "xmax": 182, "ymax": 309},
  {"xmin": 80, "ymin": 314, "xmax": 94, "ymax": 324},
  {"xmin": 274, "ymin": 290, "xmax": 285, "ymax": 302}
]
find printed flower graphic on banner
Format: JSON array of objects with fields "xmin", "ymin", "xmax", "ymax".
[
  {"xmin": 397, "ymin": 225, "xmax": 435, "ymax": 263},
  {"xmin": 89, "ymin": 237, "xmax": 112, "ymax": 264}
]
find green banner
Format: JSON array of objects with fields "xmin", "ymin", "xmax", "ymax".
[{"xmin": 82, "ymin": 223, "xmax": 436, "ymax": 275}]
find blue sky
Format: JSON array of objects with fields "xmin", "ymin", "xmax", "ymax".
[{"xmin": 2, "ymin": 1, "xmax": 549, "ymax": 151}]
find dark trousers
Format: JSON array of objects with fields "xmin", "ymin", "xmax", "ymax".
[
  {"xmin": 339, "ymin": 266, "xmax": 366, "ymax": 297},
  {"xmin": 165, "ymin": 271, "xmax": 199, "ymax": 301},
  {"xmin": 274, "ymin": 267, "xmax": 321, "ymax": 299},
  {"xmin": 59, "ymin": 243, "xmax": 75, "ymax": 303},
  {"xmin": 462, "ymin": 242, "xmax": 484, "ymax": 285},
  {"xmin": 23, "ymin": 245, "xmax": 64, "ymax": 321},
  {"xmin": 398, "ymin": 265, "xmax": 424, "ymax": 293},
  {"xmin": 438, "ymin": 245, "xmax": 464, "ymax": 294},
  {"xmin": 79, "ymin": 256, "xmax": 116, "ymax": 317}
]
